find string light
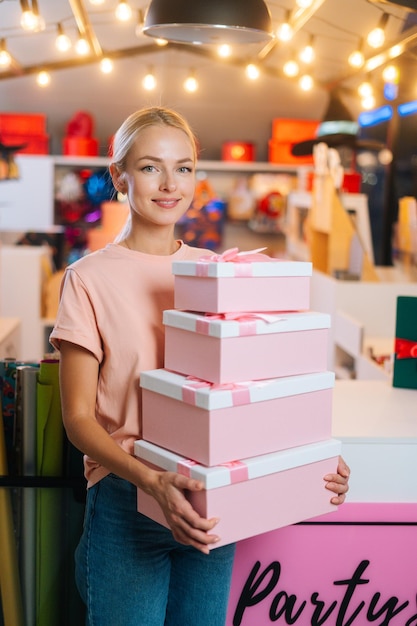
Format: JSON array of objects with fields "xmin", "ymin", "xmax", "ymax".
[
  {"xmin": 382, "ymin": 64, "xmax": 399, "ymax": 83},
  {"xmin": 361, "ymin": 94, "xmax": 376, "ymax": 110},
  {"xmin": 20, "ymin": 0, "xmax": 37, "ymax": 31},
  {"xmin": 283, "ymin": 59, "xmax": 299, "ymax": 77},
  {"xmin": 183, "ymin": 70, "xmax": 198, "ymax": 93},
  {"xmin": 154, "ymin": 38, "xmax": 168, "ymax": 46},
  {"xmin": 299, "ymin": 74, "xmax": 313, "ymax": 91},
  {"xmin": 367, "ymin": 13, "xmax": 389, "ymax": 49},
  {"xmin": 276, "ymin": 11, "xmax": 293, "ymax": 42},
  {"xmin": 245, "ymin": 63, "xmax": 260, "ymax": 80},
  {"xmin": 36, "ymin": 70, "xmax": 50, "ymax": 86},
  {"xmin": 296, "ymin": 0, "xmax": 314, "ymax": 7},
  {"xmin": 299, "ymin": 35, "xmax": 315, "ymax": 64},
  {"xmin": 348, "ymin": 38, "xmax": 364, "ymax": 68},
  {"xmin": 55, "ymin": 23, "xmax": 72, "ymax": 52},
  {"xmin": 75, "ymin": 32, "xmax": 90, "ymax": 56},
  {"xmin": 217, "ymin": 44, "xmax": 232, "ymax": 58},
  {"xmin": 0, "ymin": 39, "xmax": 12, "ymax": 68},
  {"xmin": 358, "ymin": 79, "xmax": 373, "ymax": 98},
  {"xmin": 142, "ymin": 67, "xmax": 156, "ymax": 90},
  {"xmin": 100, "ymin": 57, "xmax": 114, "ymax": 73},
  {"xmin": 115, "ymin": 0, "xmax": 133, "ymax": 22}
]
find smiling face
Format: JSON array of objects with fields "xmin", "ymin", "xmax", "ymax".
[{"xmin": 119, "ymin": 124, "xmax": 196, "ymax": 230}]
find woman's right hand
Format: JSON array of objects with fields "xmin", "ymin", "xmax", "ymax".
[{"xmin": 151, "ymin": 470, "xmax": 221, "ymax": 554}]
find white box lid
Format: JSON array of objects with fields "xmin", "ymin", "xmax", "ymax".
[
  {"xmin": 140, "ymin": 369, "xmax": 335, "ymax": 410},
  {"xmin": 134, "ymin": 439, "xmax": 342, "ymax": 489},
  {"xmin": 163, "ymin": 309, "xmax": 331, "ymax": 338},
  {"xmin": 172, "ymin": 256, "xmax": 312, "ymax": 278}
]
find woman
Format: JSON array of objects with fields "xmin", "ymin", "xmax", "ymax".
[{"xmin": 50, "ymin": 106, "xmax": 350, "ymax": 626}]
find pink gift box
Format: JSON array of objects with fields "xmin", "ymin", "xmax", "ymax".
[
  {"xmin": 163, "ymin": 310, "xmax": 330, "ymax": 384},
  {"xmin": 134, "ymin": 439, "xmax": 341, "ymax": 548},
  {"xmin": 172, "ymin": 251, "xmax": 312, "ymax": 314},
  {"xmin": 141, "ymin": 369, "xmax": 335, "ymax": 466}
]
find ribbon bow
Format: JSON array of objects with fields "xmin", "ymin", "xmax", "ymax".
[
  {"xmin": 199, "ymin": 247, "xmax": 272, "ymax": 263},
  {"xmin": 395, "ymin": 338, "xmax": 417, "ymax": 360}
]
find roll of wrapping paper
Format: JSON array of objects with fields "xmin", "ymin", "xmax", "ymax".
[
  {"xmin": 36, "ymin": 359, "xmax": 64, "ymax": 626},
  {"xmin": 0, "ymin": 403, "xmax": 25, "ymax": 626}
]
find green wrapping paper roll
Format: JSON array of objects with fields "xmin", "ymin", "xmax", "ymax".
[
  {"xmin": 393, "ymin": 296, "xmax": 417, "ymax": 390},
  {"xmin": 36, "ymin": 359, "xmax": 64, "ymax": 626}
]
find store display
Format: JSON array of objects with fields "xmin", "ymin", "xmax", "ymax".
[
  {"xmin": 62, "ymin": 111, "xmax": 98, "ymax": 157},
  {"xmin": 0, "ymin": 112, "xmax": 49, "ymax": 156}
]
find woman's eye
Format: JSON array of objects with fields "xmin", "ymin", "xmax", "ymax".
[
  {"xmin": 141, "ymin": 165, "xmax": 156, "ymax": 172},
  {"xmin": 179, "ymin": 166, "xmax": 193, "ymax": 173}
]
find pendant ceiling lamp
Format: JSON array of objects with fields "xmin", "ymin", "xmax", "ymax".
[{"xmin": 143, "ymin": 0, "xmax": 273, "ymax": 45}]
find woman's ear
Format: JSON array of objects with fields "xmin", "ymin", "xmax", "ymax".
[{"xmin": 110, "ymin": 164, "xmax": 127, "ymax": 193}]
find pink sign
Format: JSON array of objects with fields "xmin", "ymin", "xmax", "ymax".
[{"xmin": 226, "ymin": 503, "xmax": 417, "ymax": 626}]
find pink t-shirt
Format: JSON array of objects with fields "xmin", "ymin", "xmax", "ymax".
[{"xmin": 50, "ymin": 241, "xmax": 210, "ymax": 487}]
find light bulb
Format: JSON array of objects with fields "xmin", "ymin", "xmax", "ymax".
[
  {"xmin": 382, "ymin": 65, "xmax": 399, "ymax": 83},
  {"xmin": 276, "ymin": 22, "xmax": 293, "ymax": 42},
  {"xmin": 115, "ymin": 1, "xmax": 132, "ymax": 21},
  {"xmin": 299, "ymin": 44, "xmax": 314, "ymax": 64},
  {"xmin": 75, "ymin": 36, "xmax": 90, "ymax": 56},
  {"xmin": 348, "ymin": 50, "xmax": 364, "ymax": 68},
  {"xmin": 184, "ymin": 75, "xmax": 198, "ymax": 93},
  {"xmin": 367, "ymin": 26, "xmax": 385, "ymax": 48},
  {"xmin": 299, "ymin": 74, "xmax": 313, "ymax": 91},
  {"xmin": 358, "ymin": 81, "xmax": 373, "ymax": 98},
  {"xmin": 36, "ymin": 70, "xmax": 50, "ymax": 86},
  {"xmin": 100, "ymin": 57, "xmax": 113, "ymax": 73},
  {"xmin": 362, "ymin": 94, "xmax": 376, "ymax": 110},
  {"xmin": 296, "ymin": 0, "xmax": 313, "ymax": 7},
  {"xmin": 0, "ymin": 49, "xmax": 12, "ymax": 68},
  {"xmin": 155, "ymin": 38, "xmax": 168, "ymax": 46},
  {"xmin": 217, "ymin": 44, "xmax": 232, "ymax": 58},
  {"xmin": 56, "ymin": 24, "xmax": 71, "ymax": 52},
  {"xmin": 245, "ymin": 63, "xmax": 260, "ymax": 80},
  {"xmin": 20, "ymin": 10, "xmax": 37, "ymax": 31},
  {"xmin": 283, "ymin": 60, "xmax": 299, "ymax": 77},
  {"xmin": 142, "ymin": 71, "xmax": 156, "ymax": 90}
]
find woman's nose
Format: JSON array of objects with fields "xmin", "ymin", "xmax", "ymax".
[{"xmin": 160, "ymin": 174, "xmax": 176, "ymax": 192}]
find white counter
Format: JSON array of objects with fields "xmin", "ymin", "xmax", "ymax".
[{"xmin": 332, "ymin": 379, "xmax": 417, "ymax": 503}]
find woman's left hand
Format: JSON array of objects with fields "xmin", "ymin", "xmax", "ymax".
[{"xmin": 324, "ymin": 456, "xmax": 350, "ymax": 505}]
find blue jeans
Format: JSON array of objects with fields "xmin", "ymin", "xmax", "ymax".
[{"xmin": 75, "ymin": 473, "xmax": 236, "ymax": 626}]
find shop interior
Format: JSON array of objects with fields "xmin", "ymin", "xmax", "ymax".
[{"xmin": 1, "ymin": 1, "xmax": 417, "ymax": 625}]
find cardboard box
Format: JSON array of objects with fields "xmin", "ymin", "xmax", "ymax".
[
  {"xmin": 271, "ymin": 118, "xmax": 319, "ymax": 143},
  {"xmin": 268, "ymin": 139, "xmax": 314, "ymax": 165},
  {"xmin": 0, "ymin": 112, "xmax": 46, "ymax": 135},
  {"xmin": 172, "ymin": 254, "xmax": 312, "ymax": 313},
  {"xmin": 134, "ymin": 438, "xmax": 341, "ymax": 548},
  {"xmin": 141, "ymin": 369, "xmax": 335, "ymax": 466},
  {"xmin": 393, "ymin": 296, "xmax": 417, "ymax": 389},
  {"xmin": 0, "ymin": 133, "xmax": 49, "ymax": 155},
  {"xmin": 163, "ymin": 309, "xmax": 330, "ymax": 384}
]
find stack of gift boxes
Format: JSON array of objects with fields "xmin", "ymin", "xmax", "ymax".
[{"xmin": 134, "ymin": 248, "xmax": 341, "ymax": 548}]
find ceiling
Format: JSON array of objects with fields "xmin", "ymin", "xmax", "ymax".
[{"xmin": 1, "ymin": 0, "xmax": 417, "ymax": 160}]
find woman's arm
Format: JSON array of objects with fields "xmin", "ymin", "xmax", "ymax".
[{"xmin": 59, "ymin": 340, "xmax": 221, "ymax": 553}]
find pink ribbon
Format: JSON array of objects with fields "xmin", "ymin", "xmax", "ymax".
[
  {"xmin": 395, "ymin": 338, "xmax": 417, "ymax": 360},
  {"xmin": 196, "ymin": 312, "xmax": 280, "ymax": 337},
  {"xmin": 220, "ymin": 460, "xmax": 249, "ymax": 484},
  {"xmin": 177, "ymin": 458, "xmax": 198, "ymax": 477},
  {"xmin": 182, "ymin": 376, "xmax": 251, "ymax": 406},
  {"xmin": 196, "ymin": 247, "xmax": 275, "ymax": 277}
]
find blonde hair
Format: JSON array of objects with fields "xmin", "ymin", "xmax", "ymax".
[{"xmin": 110, "ymin": 106, "xmax": 198, "ymax": 174}]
